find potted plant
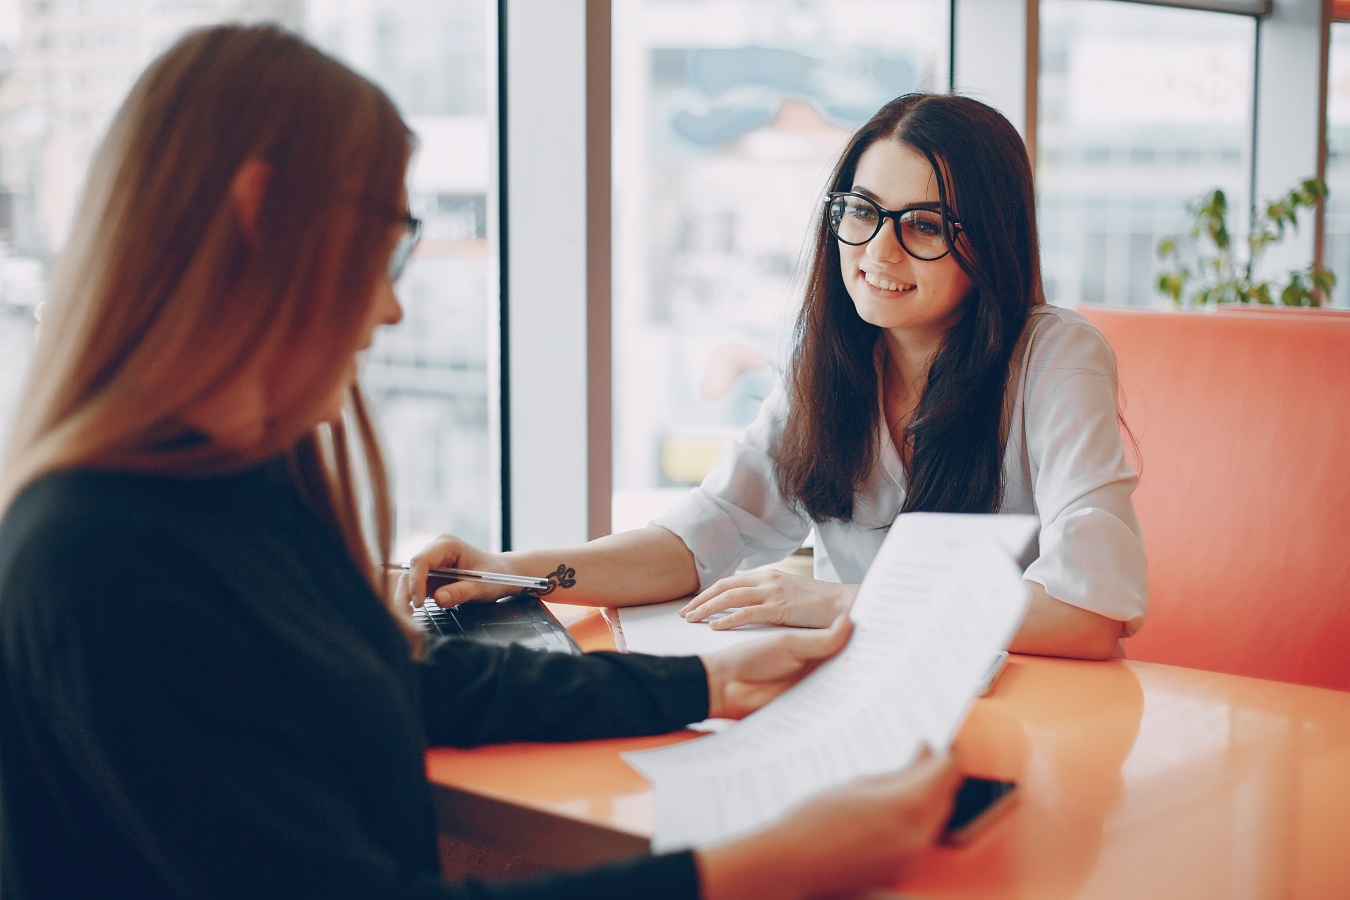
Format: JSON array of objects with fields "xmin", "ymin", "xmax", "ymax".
[{"xmin": 1155, "ymin": 178, "xmax": 1335, "ymax": 308}]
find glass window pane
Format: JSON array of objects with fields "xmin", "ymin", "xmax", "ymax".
[
  {"xmin": 1037, "ymin": 0, "xmax": 1256, "ymax": 308},
  {"xmin": 308, "ymin": 2, "xmax": 497, "ymax": 556},
  {"xmin": 611, "ymin": 0, "xmax": 950, "ymax": 530},
  {"xmin": 1325, "ymin": 22, "xmax": 1350, "ymax": 307},
  {"xmin": 0, "ymin": 0, "xmax": 498, "ymax": 558}
]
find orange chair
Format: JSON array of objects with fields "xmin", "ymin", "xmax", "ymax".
[
  {"xmin": 1211, "ymin": 303, "xmax": 1350, "ymax": 319},
  {"xmin": 1076, "ymin": 306, "xmax": 1350, "ymax": 691}
]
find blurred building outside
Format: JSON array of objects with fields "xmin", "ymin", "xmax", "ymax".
[
  {"xmin": 1324, "ymin": 21, "xmax": 1350, "ymax": 306},
  {"xmin": 609, "ymin": 0, "xmax": 950, "ymax": 532},
  {"xmin": 0, "ymin": 0, "xmax": 495, "ymax": 558},
  {"xmin": 1037, "ymin": 1, "xmax": 1255, "ymax": 309}
]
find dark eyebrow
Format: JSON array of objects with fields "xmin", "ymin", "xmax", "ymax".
[{"xmin": 849, "ymin": 186, "xmax": 942, "ymax": 213}]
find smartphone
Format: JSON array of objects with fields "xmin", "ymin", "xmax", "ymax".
[
  {"xmin": 940, "ymin": 776, "xmax": 1018, "ymax": 846},
  {"xmin": 978, "ymin": 650, "xmax": 1010, "ymax": 696}
]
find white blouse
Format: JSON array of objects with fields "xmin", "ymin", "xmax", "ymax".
[{"xmin": 653, "ymin": 305, "xmax": 1148, "ymax": 635}]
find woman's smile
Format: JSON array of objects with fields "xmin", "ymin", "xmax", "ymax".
[{"xmin": 862, "ymin": 270, "xmax": 917, "ymax": 293}]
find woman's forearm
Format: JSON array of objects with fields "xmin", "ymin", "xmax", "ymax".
[
  {"xmin": 503, "ymin": 525, "xmax": 701, "ymax": 607},
  {"xmin": 1009, "ymin": 581, "xmax": 1123, "ymax": 660}
]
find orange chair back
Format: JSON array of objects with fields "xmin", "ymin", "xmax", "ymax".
[{"xmin": 1076, "ymin": 306, "xmax": 1350, "ymax": 691}]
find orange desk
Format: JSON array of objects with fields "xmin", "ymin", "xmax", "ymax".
[{"xmin": 427, "ymin": 607, "xmax": 1350, "ymax": 897}]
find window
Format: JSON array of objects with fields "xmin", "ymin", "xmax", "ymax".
[
  {"xmin": 0, "ymin": 0, "xmax": 499, "ymax": 557},
  {"xmin": 1325, "ymin": 21, "xmax": 1350, "ymax": 307},
  {"xmin": 308, "ymin": 3, "xmax": 498, "ymax": 556},
  {"xmin": 610, "ymin": 0, "xmax": 951, "ymax": 530},
  {"xmin": 1037, "ymin": 0, "xmax": 1257, "ymax": 308}
]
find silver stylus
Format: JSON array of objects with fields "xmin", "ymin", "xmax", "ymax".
[{"xmin": 397, "ymin": 565, "xmax": 550, "ymax": 591}]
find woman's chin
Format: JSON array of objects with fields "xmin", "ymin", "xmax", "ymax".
[
  {"xmin": 319, "ymin": 379, "xmax": 356, "ymax": 425},
  {"xmin": 852, "ymin": 300, "xmax": 912, "ymax": 331}
]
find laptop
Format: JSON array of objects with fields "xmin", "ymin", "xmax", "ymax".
[{"xmin": 411, "ymin": 594, "xmax": 582, "ymax": 655}]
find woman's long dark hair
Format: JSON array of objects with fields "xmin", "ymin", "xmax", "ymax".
[{"xmin": 774, "ymin": 93, "xmax": 1042, "ymax": 521}]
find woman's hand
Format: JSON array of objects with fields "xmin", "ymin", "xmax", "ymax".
[
  {"xmin": 680, "ymin": 568, "xmax": 859, "ymax": 630},
  {"xmin": 399, "ymin": 534, "xmax": 517, "ymax": 608},
  {"xmin": 696, "ymin": 749, "xmax": 961, "ymax": 900},
  {"xmin": 699, "ymin": 615, "xmax": 852, "ymax": 719}
]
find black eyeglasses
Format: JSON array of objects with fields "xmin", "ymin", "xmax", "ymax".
[
  {"xmin": 335, "ymin": 197, "xmax": 422, "ymax": 282},
  {"xmin": 824, "ymin": 191, "xmax": 961, "ymax": 261},
  {"xmin": 387, "ymin": 212, "xmax": 422, "ymax": 283}
]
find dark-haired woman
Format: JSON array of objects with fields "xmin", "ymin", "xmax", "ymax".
[{"xmin": 406, "ymin": 93, "xmax": 1147, "ymax": 661}]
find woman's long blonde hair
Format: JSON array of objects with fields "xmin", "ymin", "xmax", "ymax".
[{"xmin": 1, "ymin": 24, "xmax": 412, "ymax": 627}]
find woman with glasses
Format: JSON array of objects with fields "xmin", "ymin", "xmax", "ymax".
[
  {"xmin": 0, "ymin": 27, "xmax": 961, "ymax": 900},
  {"xmin": 409, "ymin": 93, "xmax": 1146, "ymax": 662}
]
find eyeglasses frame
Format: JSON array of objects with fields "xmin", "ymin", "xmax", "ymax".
[
  {"xmin": 823, "ymin": 191, "xmax": 962, "ymax": 262},
  {"xmin": 334, "ymin": 196, "xmax": 423, "ymax": 282},
  {"xmin": 386, "ymin": 211, "xmax": 422, "ymax": 283}
]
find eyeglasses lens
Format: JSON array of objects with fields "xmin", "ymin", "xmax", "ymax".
[
  {"xmin": 828, "ymin": 195, "xmax": 879, "ymax": 245},
  {"xmin": 388, "ymin": 228, "xmax": 419, "ymax": 282},
  {"xmin": 898, "ymin": 210, "xmax": 948, "ymax": 259}
]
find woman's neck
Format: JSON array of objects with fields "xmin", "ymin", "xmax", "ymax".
[
  {"xmin": 881, "ymin": 328, "xmax": 943, "ymax": 402},
  {"xmin": 880, "ymin": 325, "xmax": 952, "ymax": 472}
]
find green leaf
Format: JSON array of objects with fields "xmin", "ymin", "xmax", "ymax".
[
  {"xmin": 1156, "ymin": 271, "xmax": 1188, "ymax": 305},
  {"xmin": 1281, "ymin": 274, "xmax": 1307, "ymax": 307},
  {"xmin": 1312, "ymin": 265, "xmax": 1337, "ymax": 293},
  {"xmin": 1213, "ymin": 222, "xmax": 1230, "ymax": 250},
  {"xmin": 1296, "ymin": 178, "xmax": 1328, "ymax": 205}
]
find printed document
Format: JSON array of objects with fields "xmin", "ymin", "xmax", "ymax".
[
  {"xmin": 623, "ymin": 512, "xmax": 1036, "ymax": 853},
  {"xmin": 613, "ymin": 513, "xmax": 1035, "ymax": 657}
]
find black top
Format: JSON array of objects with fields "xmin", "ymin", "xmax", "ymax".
[{"xmin": 0, "ymin": 462, "xmax": 708, "ymax": 899}]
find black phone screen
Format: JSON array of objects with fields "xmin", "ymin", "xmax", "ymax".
[{"xmin": 941, "ymin": 776, "xmax": 1017, "ymax": 842}]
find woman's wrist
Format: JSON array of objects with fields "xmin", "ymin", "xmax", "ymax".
[
  {"xmin": 699, "ymin": 652, "xmax": 727, "ymax": 720},
  {"xmin": 833, "ymin": 584, "xmax": 860, "ymax": 619},
  {"xmin": 695, "ymin": 832, "xmax": 802, "ymax": 900},
  {"xmin": 501, "ymin": 550, "xmax": 560, "ymax": 583},
  {"xmin": 493, "ymin": 550, "xmax": 526, "ymax": 577}
]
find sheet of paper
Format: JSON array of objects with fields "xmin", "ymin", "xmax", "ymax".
[
  {"xmin": 624, "ymin": 513, "xmax": 1036, "ymax": 853},
  {"xmin": 844, "ymin": 512, "xmax": 1039, "ymax": 620},
  {"xmin": 615, "ymin": 513, "xmax": 1035, "ymax": 656},
  {"xmin": 613, "ymin": 599, "xmax": 806, "ymax": 656}
]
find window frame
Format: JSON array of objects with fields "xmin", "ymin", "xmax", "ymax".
[{"xmin": 500, "ymin": 0, "xmax": 612, "ymax": 548}]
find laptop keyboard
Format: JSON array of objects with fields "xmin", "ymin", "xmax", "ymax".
[{"xmin": 412, "ymin": 595, "xmax": 582, "ymax": 655}]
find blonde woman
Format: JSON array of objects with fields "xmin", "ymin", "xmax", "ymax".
[{"xmin": 0, "ymin": 24, "xmax": 959, "ymax": 900}]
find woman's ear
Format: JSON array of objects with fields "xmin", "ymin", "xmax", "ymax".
[{"xmin": 229, "ymin": 158, "xmax": 274, "ymax": 246}]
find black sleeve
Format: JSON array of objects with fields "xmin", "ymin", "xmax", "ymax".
[
  {"xmin": 416, "ymin": 639, "xmax": 710, "ymax": 747},
  {"xmin": 454, "ymin": 852, "xmax": 700, "ymax": 900}
]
